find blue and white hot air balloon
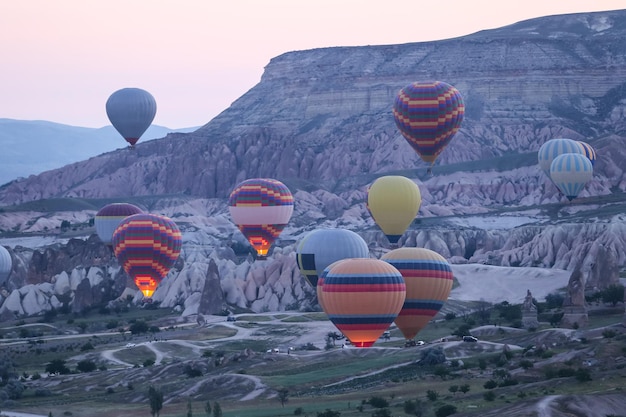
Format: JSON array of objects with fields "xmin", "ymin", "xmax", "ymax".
[
  {"xmin": 538, "ymin": 138, "xmax": 585, "ymax": 178},
  {"xmin": 0, "ymin": 246, "xmax": 12, "ymax": 284},
  {"xmin": 295, "ymin": 228, "xmax": 370, "ymax": 289},
  {"xmin": 550, "ymin": 153, "xmax": 593, "ymax": 201}
]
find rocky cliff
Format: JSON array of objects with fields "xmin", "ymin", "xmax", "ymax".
[{"xmin": 1, "ymin": 10, "xmax": 625, "ymax": 318}]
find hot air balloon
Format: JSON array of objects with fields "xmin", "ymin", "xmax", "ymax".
[
  {"xmin": 392, "ymin": 81, "xmax": 465, "ymax": 169},
  {"xmin": 296, "ymin": 228, "xmax": 370, "ymax": 288},
  {"xmin": 550, "ymin": 153, "xmax": 593, "ymax": 201},
  {"xmin": 112, "ymin": 213, "xmax": 182, "ymax": 298},
  {"xmin": 228, "ymin": 178, "xmax": 294, "ymax": 260},
  {"xmin": 537, "ymin": 138, "xmax": 585, "ymax": 178},
  {"xmin": 0, "ymin": 246, "xmax": 12, "ymax": 284},
  {"xmin": 367, "ymin": 176, "xmax": 421, "ymax": 247},
  {"xmin": 577, "ymin": 141, "xmax": 596, "ymax": 166},
  {"xmin": 106, "ymin": 88, "xmax": 157, "ymax": 147},
  {"xmin": 322, "ymin": 258, "xmax": 406, "ymax": 348},
  {"xmin": 94, "ymin": 203, "xmax": 143, "ymax": 246},
  {"xmin": 381, "ymin": 248, "xmax": 453, "ymax": 343}
]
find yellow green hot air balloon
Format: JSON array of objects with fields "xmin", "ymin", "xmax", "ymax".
[{"xmin": 367, "ymin": 176, "xmax": 421, "ymax": 247}]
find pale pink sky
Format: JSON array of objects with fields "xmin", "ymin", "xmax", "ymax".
[{"xmin": 0, "ymin": 1, "xmax": 623, "ymax": 129}]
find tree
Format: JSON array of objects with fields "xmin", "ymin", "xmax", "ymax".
[
  {"xmin": 601, "ymin": 284, "xmax": 624, "ymax": 307},
  {"xmin": 426, "ymin": 390, "xmax": 439, "ymax": 401},
  {"xmin": 45, "ymin": 359, "xmax": 70, "ymax": 375},
  {"xmin": 148, "ymin": 386, "xmax": 163, "ymax": 417},
  {"xmin": 76, "ymin": 360, "xmax": 97, "ymax": 373},
  {"xmin": 212, "ymin": 402, "xmax": 222, "ymax": 417},
  {"xmin": 448, "ymin": 385, "xmax": 458, "ymax": 395},
  {"xmin": 277, "ymin": 388, "xmax": 289, "ymax": 407},
  {"xmin": 204, "ymin": 400, "xmax": 211, "ymax": 417},
  {"xmin": 130, "ymin": 320, "xmax": 150, "ymax": 335},
  {"xmin": 459, "ymin": 384, "xmax": 470, "ymax": 394},
  {"xmin": 545, "ymin": 293, "xmax": 564, "ymax": 310},
  {"xmin": 368, "ymin": 396, "xmax": 389, "ymax": 408},
  {"xmin": 187, "ymin": 398, "xmax": 193, "ymax": 417}
]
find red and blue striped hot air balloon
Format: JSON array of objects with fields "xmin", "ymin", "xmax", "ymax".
[
  {"xmin": 322, "ymin": 258, "xmax": 406, "ymax": 348},
  {"xmin": 228, "ymin": 178, "xmax": 294, "ymax": 260},
  {"xmin": 576, "ymin": 141, "xmax": 596, "ymax": 166},
  {"xmin": 95, "ymin": 203, "xmax": 143, "ymax": 246},
  {"xmin": 112, "ymin": 213, "xmax": 182, "ymax": 299},
  {"xmin": 382, "ymin": 248, "xmax": 453, "ymax": 342},
  {"xmin": 392, "ymin": 81, "xmax": 465, "ymax": 167}
]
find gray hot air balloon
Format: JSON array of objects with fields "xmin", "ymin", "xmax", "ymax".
[
  {"xmin": 105, "ymin": 88, "xmax": 157, "ymax": 147},
  {"xmin": 0, "ymin": 246, "xmax": 12, "ymax": 284}
]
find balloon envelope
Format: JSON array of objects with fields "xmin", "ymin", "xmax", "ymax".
[
  {"xmin": 95, "ymin": 203, "xmax": 143, "ymax": 246},
  {"xmin": 0, "ymin": 246, "xmax": 12, "ymax": 284},
  {"xmin": 322, "ymin": 258, "xmax": 406, "ymax": 347},
  {"xmin": 550, "ymin": 153, "xmax": 593, "ymax": 201},
  {"xmin": 392, "ymin": 81, "xmax": 464, "ymax": 164},
  {"xmin": 112, "ymin": 213, "xmax": 182, "ymax": 298},
  {"xmin": 296, "ymin": 229, "xmax": 370, "ymax": 288},
  {"xmin": 537, "ymin": 138, "xmax": 584, "ymax": 178},
  {"xmin": 576, "ymin": 141, "xmax": 596, "ymax": 166},
  {"xmin": 367, "ymin": 176, "xmax": 421, "ymax": 245},
  {"xmin": 228, "ymin": 178, "xmax": 294, "ymax": 259},
  {"xmin": 382, "ymin": 248, "xmax": 453, "ymax": 340},
  {"xmin": 106, "ymin": 88, "xmax": 157, "ymax": 146}
]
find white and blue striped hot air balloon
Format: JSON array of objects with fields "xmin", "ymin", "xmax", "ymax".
[
  {"xmin": 538, "ymin": 138, "xmax": 585, "ymax": 178},
  {"xmin": 0, "ymin": 245, "xmax": 12, "ymax": 284},
  {"xmin": 576, "ymin": 141, "xmax": 597, "ymax": 166},
  {"xmin": 550, "ymin": 153, "xmax": 593, "ymax": 201}
]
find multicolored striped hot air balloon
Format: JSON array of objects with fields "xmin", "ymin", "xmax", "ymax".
[
  {"xmin": 95, "ymin": 203, "xmax": 143, "ymax": 246},
  {"xmin": 576, "ymin": 141, "xmax": 596, "ymax": 166},
  {"xmin": 322, "ymin": 258, "xmax": 406, "ymax": 348},
  {"xmin": 550, "ymin": 153, "xmax": 593, "ymax": 201},
  {"xmin": 381, "ymin": 248, "xmax": 453, "ymax": 342},
  {"xmin": 106, "ymin": 87, "xmax": 157, "ymax": 147},
  {"xmin": 228, "ymin": 178, "xmax": 294, "ymax": 260},
  {"xmin": 0, "ymin": 246, "xmax": 12, "ymax": 285},
  {"xmin": 392, "ymin": 81, "xmax": 465, "ymax": 168},
  {"xmin": 367, "ymin": 176, "xmax": 421, "ymax": 247},
  {"xmin": 537, "ymin": 138, "xmax": 585, "ymax": 178},
  {"xmin": 112, "ymin": 213, "xmax": 182, "ymax": 298},
  {"xmin": 296, "ymin": 228, "xmax": 370, "ymax": 288}
]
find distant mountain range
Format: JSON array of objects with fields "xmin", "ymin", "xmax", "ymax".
[{"xmin": 0, "ymin": 119, "xmax": 199, "ymax": 185}]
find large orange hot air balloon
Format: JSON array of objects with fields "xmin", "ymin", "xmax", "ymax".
[
  {"xmin": 392, "ymin": 81, "xmax": 464, "ymax": 169},
  {"xmin": 382, "ymin": 248, "xmax": 453, "ymax": 342},
  {"xmin": 228, "ymin": 178, "xmax": 294, "ymax": 260},
  {"xmin": 322, "ymin": 258, "xmax": 406, "ymax": 348},
  {"xmin": 112, "ymin": 213, "xmax": 182, "ymax": 299}
]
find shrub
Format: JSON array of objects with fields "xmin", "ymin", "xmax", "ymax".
[
  {"xmin": 483, "ymin": 380, "xmax": 497, "ymax": 389},
  {"xmin": 368, "ymin": 396, "xmax": 389, "ymax": 408},
  {"xmin": 575, "ymin": 368, "xmax": 592, "ymax": 382},
  {"xmin": 435, "ymin": 404, "xmax": 457, "ymax": 417},
  {"xmin": 483, "ymin": 391, "xmax": 496, "ymax": 401},
  {"xmin": 426, "ymin": 390, "xmax": 439, "ymax": 401}
]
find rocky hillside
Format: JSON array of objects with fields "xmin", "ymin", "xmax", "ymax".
[{"xmin": 1, "ymin": 10, "xmax": 626, "ymax": 317}]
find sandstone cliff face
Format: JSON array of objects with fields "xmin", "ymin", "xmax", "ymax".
[{"xmin": 1, "ymin": 10, "xmax": 626, "ymax": 317}]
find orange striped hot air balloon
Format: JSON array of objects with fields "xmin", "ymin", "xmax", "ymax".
[
  {"xmin": 228, "ymin": 178, "xmax": 294, "ymax": 260},
  {"xmin": 382, "ymin": 248, "xmax": 453, "ymax": 342},
  {"xmin": 322, "ymin": 258, "xmax": 405, "ymax": 347},
  {"xmin": 112, "ymin": 213, "xmax": 182, "ymax": 299},
  {"xmin": 392, "ymin": 81, "xmax": 464, "ymax": 170}
]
